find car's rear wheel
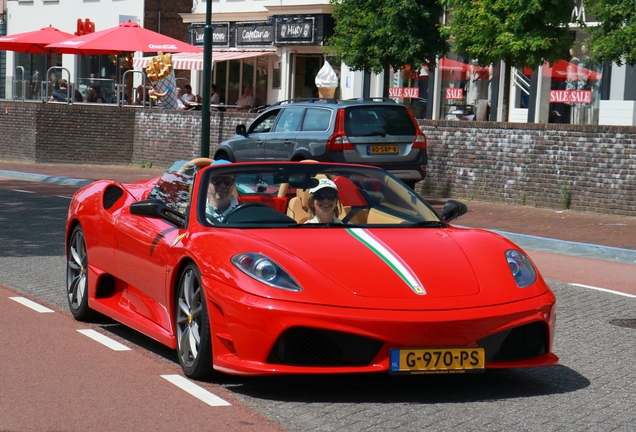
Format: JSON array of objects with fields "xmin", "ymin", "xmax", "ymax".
[
  {"xmin": 176, "ymin": 264, "xmax": 213, "ymax": 379},
  {"xmin": 66, "ymin": 225, "xmax": 94, "ymax": 321}
]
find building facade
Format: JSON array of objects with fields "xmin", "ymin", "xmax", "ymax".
[{"xmin": 2, "ymin": 0, "xmax": 636, "ymax": 126}]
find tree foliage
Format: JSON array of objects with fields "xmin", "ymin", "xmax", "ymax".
[
  {"xmin": 585, "ymin": 0, "xmax": 636, "ymax": 65},
  {"xmin": 326, "ymin": 0, "xmax": 448, "ymax": 74},
  {"xmin": 442, "ymin": 0, "xmax": 574, "ymax": 68}
]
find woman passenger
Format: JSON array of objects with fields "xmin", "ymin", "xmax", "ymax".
[{"xmin": 305, "ymin": 179, "xmax": 343, "ymax": 224}]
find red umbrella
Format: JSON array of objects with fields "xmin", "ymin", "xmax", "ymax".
[
  {"xmin": 45, "ymin": 21, "xmax": 202, "ymax": 55},
  {"xmin": 0, "ymin": 25, "xmax": 75, "ymax": 54},
  {"xmin": 543, "ymin": 60, "xmax": 603, "ymax": 81}
]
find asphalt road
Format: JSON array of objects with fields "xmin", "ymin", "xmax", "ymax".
[{"xmin": 1, "ymin": 182, "xmax": 635, "ymax": 431}]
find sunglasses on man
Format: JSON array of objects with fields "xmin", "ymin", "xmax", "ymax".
[
  {"xmin": 211, "ymin": 177, "xmax": 235, "ymax": 187},
  {"xmin": 314, "ymin": 192, "xmax": 338, "ymax": 201}
]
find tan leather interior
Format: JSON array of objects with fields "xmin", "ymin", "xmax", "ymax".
[
  {"xmin": 341, "ymin": 207, "xmax": 369, "ymax": 224},
  {"xmin": 366, "ymin": 207, "xmax": 408, "ymax": 224}
]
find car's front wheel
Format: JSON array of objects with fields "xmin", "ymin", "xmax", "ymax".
[
  {"xmin": 176, "ymin": 264, "xmax": 213, "ymax": 379},
  {"xmin": 66, "ymin": 225, "xmax": 94, "ymax": 321}
]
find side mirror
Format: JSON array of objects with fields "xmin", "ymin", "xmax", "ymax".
[
  {"xmin": 130, "ymin": 199, "xmax": 185, "ymax": 227},
  {"xmin": 440, "ymin": 199, "xmax": 467, "ymax": 222},
  {"xmin": 236, "ymin": 124, "xmax": 247, "ymax": 136}
]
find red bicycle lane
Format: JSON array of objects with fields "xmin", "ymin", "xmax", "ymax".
[{"xmin": 0, "ymin": 284, "xmax": 286, "ymax": 432}]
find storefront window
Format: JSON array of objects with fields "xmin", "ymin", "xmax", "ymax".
[
  {"xmin": 540, "ymin": 31, "xmax": 604, "ymax": 125},
  {"xmin": 439, "ymin": 57, "xmax": 490, "ymax": 120},
  {"xmin": 14, "ymin": 52, "xmax": 62, "ymax": 100},
  {"xmin": 76, "ymin": 54, "xmax": 122, "ymax": 102},
  {"xmin": 254, "ymin": 56, "xmax": 268, "ymax": 107},
  {"xmin": 293, "ymin": 54, "xmax": 322, "ymax": 98},
  {"xmin": 228, "ymin": 60, "xmax": 241, "ymax": 104},
  {"xmin": 214, "ymin": 61, "xmax": 227, "ymax": 104}
]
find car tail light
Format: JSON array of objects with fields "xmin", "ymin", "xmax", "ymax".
[
  {"xmin": 326, "ymin": 108, "xmax": 354, "ymax": 151},
  {"xmin": 407, "ymin": 109, "xmax": 428, "ymax": 149}
]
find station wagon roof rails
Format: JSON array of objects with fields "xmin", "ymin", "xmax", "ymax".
[
  {"xmin": 270, "ymin": 98, "xmax": 339, "ymax": 107},
  {"xmin": 347, "ymin": 97, "xmax": 397, "ymax": 103}
]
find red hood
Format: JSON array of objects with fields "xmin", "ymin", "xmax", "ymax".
[{"xmin": 213, "ymin": 227, "xmax": 549, "ymax": 311}]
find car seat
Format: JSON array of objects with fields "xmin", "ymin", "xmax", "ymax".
[{"xmin": 333, "ymin": 176, "xmax": 369, "ymax": 224}]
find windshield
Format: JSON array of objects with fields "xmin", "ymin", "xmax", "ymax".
[{"xmin": 196, "ymin": 163, "xmax": 442, "ymax": 228}]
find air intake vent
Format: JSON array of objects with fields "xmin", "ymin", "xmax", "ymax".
[
  {"xmin": 267, "ymin": 327, "xmax": 383, "ymax": 367},
  {"xmin": 103, "ymin": 186, "xmax": 124, "ymax": 210},
  {"xmin": 478, "ymin": 321, "xmax": 547, "ymax": 362}
]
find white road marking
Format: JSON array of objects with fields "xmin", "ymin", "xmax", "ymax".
[
  {"xmin": 569, "ymin": 283, "xmax": 636, "ymax": 298},
  {"xmin": 161, "ymin": 374, "xmax": 231, "ymax": 407},
  {"xmin": 77, "ymin": 329, "xmax": 132, "ymax": 351},
  {"xmin": 10, "ymin": 189, "xmax": 35, "ymax": 194},
  {"xmin": 9, "ymin": 296, "xmax": 54, "ymax": 313}
]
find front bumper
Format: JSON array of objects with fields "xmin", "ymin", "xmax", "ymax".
[{"xmin": 204, "ymin": 278, "xmax": 557, "ymax": 375}]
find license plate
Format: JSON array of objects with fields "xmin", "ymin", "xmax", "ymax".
[
  {"xmin": 368, "ymin": 145, "xmax": 399, "ymax": 155},
  {"xmin": 389, "ymin": 348, "xmax": 485, "ymax": 375}
]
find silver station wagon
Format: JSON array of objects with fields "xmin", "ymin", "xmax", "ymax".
[{"xmin": 214, "ymin": 98, "xmax": 428, "ymax": 188}]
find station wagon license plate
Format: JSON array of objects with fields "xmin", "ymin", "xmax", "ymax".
[
  {"xmin": 368, "ymin": 145, "xmax": 399, "ymax": 155},
  {"xmin": 389, "ymin": 348, "xmax": 485, "ymax": 375}
]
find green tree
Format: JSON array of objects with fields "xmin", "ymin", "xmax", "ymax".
[
  {"xmin": 326, "ymin": 0, "xmax": 448, "ymax": 96},
  {"xmin": 443, "ymin": 0, "xmax": 574, "ymax": 120},
  {"xmin": 585, "ymin": 0, "xmax": 636, "ymax": 65}
]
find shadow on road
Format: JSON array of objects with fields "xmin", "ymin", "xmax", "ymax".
[{"xmin": 219, "ymin": 366, "xmax": 589, "ymax": 403}]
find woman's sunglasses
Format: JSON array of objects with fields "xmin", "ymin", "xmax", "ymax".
[
  {"xmin": 314, "ymin": 192, "xmax": 338, "ymax": 201},
  {"xmin": 211, "ymin": 177, "xmax": 235, "ymax": 187}
]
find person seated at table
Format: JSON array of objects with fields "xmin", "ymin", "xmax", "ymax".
[
  {"xmin": 109, "ymin": 85, "xmax": 129, "ymax": 104},
  {"xmin": 86, "ymin": 86, "xmax": 104, "ymax": 103},
  {"xmin": 49, "ymin": 79, "xmax": 70, "ymax": 102},
  {"xmin": 132, "ymin": 85, "xmax": 149, "ymax": 105},
  {"xmin": 210, "ymin": 83, "xmax": 220, "ymax": 105},
  {"xmin": 175, "ymin": 87, "xmax": 187, "ymax": 110},
  {"xmin": 181, "ymin": 84, "xmax": 201, "ymax": 108},
  {"xmin": 235, "ymin": 86, "xmax": 255, "ymax": 111}
]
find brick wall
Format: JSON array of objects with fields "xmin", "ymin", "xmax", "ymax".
[
  {"xmin": 0, "ymin": 101, "xmax": 36, "ymax": 161},
  {"xmin": 418, "ymin": 120, "xmax": 636, "ymax": 217},
  {"xmin": 0, "ymin": 101, "xmax": 634, "ymax": 217}
]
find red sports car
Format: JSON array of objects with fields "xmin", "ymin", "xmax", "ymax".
[{"xmin": 66, "ymin": 159, "xmax": 558, "ymax": 379}]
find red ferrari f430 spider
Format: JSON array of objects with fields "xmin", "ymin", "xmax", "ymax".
[{"xmin": 66, "ymin": 159, "xmax": 558, "ymax": 379}]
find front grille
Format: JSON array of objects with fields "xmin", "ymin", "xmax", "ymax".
[
  {"xmin": 103, "ymin": 185, "xmax": 124, "ymax": 210},
  {"xmin": 478, "ymin": 321, "xmax": 547, "ymax": 362},
  {"xmin": 267, "ymin": 327, "xmax": 383, "ymax": 367}
]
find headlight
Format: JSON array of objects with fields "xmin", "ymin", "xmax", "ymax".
[
  {"xmin": 505, "ymin": 250, "xmax": 537, "ymax": 288},
  {"xmin": 232, "ymin": 253, "xmax": 302, "ymax": 292}
]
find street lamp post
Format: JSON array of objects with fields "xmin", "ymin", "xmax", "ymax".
[{"xmin": 200, "ymin": 0, "xmax": 213, "ymax": 158}]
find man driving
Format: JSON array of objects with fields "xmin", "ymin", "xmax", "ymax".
[{"xmin": 206, "ymin": 175, "xmax": 238, "ymax": 223}]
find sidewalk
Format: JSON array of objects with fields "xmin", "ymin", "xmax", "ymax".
[{"xmin": 1, "ymin": 160, "xmax": 635, "ymax": 265}]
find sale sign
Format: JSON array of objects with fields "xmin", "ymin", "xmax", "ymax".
[
  {"xmin": 389, "ymin": 87, "xmax": 419, "ymax": 98},
  {"xmin": 445, "ymin": 88, "xmax": 463, "ymax": 100},
  {"xmin": 550, "ymin": 90, "xmax": 592, "ymax": 104}
]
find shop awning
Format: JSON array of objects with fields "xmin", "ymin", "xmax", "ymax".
[{"xmin": 132, "ymin": 50, "xmax": 275, "ymax": 70}]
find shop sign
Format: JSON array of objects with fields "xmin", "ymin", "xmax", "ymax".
[
  {"xmin": 550, "ymin": 90, "xmax": 592, "ymax": 104},
  {"xmin": 237, "ymin": 24, "xmax": 274, "ymax": 46},
  {"xmin": 446, "ymin": 88, "xmax": 464, "ymax": 100},
  {"xmin": 389, "ymin": 87, "xmax": 419, "ymax": 98},
  {"xmin": 276, "ymin": 18, "xmax": 314, "ymax": 43},
  {"xmin": 75, "ymin": 18, "xmax": 95, "ymax": 36},
  {"xmin": 191, "ymin": 24, "xmax": 230, "ymax": 47}
]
